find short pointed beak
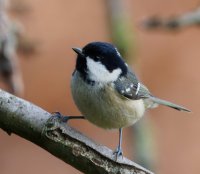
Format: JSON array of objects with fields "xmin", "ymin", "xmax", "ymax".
[{"xmin": 72, "ymin": 47, "xmax": 84, "ymax": 56}]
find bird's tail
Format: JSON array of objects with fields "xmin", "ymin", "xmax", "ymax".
[{"xmin": 150, "ymin": 96, "xmax": 191, "ymax": 112}]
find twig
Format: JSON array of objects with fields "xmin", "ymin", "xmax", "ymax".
[
  {"xmin": 0, "ymin": 89, "xmax": 154, "ymax": 174},
  {"xmin": 142, "ymin": 6, "xmax": 200, "ymax": 31}
]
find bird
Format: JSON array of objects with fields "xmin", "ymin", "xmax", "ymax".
[{"xmin": 63, "ymin": 41, "xmax": 190, "ymax": 159}]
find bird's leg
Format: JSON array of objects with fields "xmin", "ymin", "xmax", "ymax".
[
  {"xmin": 113, "ymin": 128, "xmax": 123, "ymax": 160},
  {"xmin": 51, "ymin": 112, "xmax": 85, "ymax": 123}
]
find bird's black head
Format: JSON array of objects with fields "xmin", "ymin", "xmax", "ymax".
[{"xmin": 73, "ymin": 42, "xmax": 128, "ymax": 83}]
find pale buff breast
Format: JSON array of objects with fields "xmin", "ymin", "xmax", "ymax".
[{"xmin": 71, "ymin": 71, "xmax": 146, "ymax": 129}]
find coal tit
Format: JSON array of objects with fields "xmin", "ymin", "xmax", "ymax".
[{"xmin": 70, "ymin": 42, "xmax": 190, "ymax": 158}]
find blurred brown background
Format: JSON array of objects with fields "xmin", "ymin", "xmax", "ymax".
[{"xmin": 0, "ymin": 0, "xmax": 199, "ymax": 173}]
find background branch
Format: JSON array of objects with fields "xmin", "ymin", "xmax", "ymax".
[
  {"xmin": 0, "ymin": 0, "xmax": 24, "ymax": 95},
  {"xmin": 142, "ymin": 6, "xmax": 200, "ymax": 31},
  {"xmin": 0, "ymin": 89, "xmax": 154, "ymax": 174}
]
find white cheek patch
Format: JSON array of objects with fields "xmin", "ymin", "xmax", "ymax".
[{"xmin": 86, "ymin": 57, "xmax": 122, "ymax": 83}]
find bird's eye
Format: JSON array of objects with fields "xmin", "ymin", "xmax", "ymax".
[{"xmin": 93, "ymin": 56, "xmax": 101, "ymax": 61}]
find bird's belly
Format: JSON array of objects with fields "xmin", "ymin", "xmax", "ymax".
[
  {"xmin": 71, "ymin": 73, "xmax": 145, "ymax": 129},
  {"xmin": 82, "ymin": 99, "xmax": 145, "ymax": 129}
]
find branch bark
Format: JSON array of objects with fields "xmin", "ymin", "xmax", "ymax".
[{"xmin": 0, "ymin": 89, "xmax": 154, "ymax": 174}]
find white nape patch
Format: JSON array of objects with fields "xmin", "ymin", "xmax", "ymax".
[
  {"xmin": 115, "ymin": 48, "xmax": 121, "ymax": 57},
  {"xmin": 86, "ymin": 57, "xmax": 122, "ymax": 83}
]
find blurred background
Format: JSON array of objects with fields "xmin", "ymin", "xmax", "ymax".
[{"xmin": 0, "ymin": 0, "xmax": 199, "ymax": 173}]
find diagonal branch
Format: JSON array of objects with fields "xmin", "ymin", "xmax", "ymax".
[{"xmin": 0, "ymin": 89, "xmax": 154, "ymax": 174}]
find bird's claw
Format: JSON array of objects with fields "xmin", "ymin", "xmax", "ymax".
[
  {"xmin": 51, "ymin": 112, "xmax": 69, "ymax": 122},
  {"xmin": 113, "ymin": 146, "xmax": 123, "ymax": 161}
]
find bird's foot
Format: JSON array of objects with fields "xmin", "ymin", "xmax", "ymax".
[
  {"xmin": 51, "ymin": 112, "xmax": 85, "ymax": 123},
  {"xmin": 51, "ymin": 112, "xmax": 70, "ymax": 123},
  {"xmin": 113, "ymin": 146, "xmax": 123, "ymax": 161}
]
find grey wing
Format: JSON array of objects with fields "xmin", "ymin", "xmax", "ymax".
[
  {"xmin": 114, "ymin": 68, "xmax": 191, "ymax": 112},
  {"xmin": 114, "ymin": 68, "xmax": 151, "ymax": 100}
]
